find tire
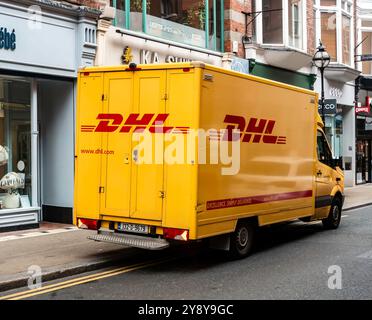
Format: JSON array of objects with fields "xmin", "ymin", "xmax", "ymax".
[
  {"xmin": 229, "ymin": 221, "xmax": 255, "ymax": 259},
  {"xmin": 322, "ymin": 198, "xmax": 342, "ymax": 230}
]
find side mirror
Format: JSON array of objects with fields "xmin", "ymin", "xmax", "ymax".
[{"xmin": 332, "ymin": 158, "xmax": 343, "ymax": 170}]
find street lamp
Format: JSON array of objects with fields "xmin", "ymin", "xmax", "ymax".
[{"xmin": 312, "ymin": 41, "xmax": 331, "ymax": 123}]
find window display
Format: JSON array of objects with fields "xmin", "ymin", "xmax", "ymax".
[{"xmin": 0, "ymin": 78, "xmax": 31, "ymax": 210}]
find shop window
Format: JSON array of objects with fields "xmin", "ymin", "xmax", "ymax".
[
  {"xmin": 0, "ymin": 78, "xmax": 32, "ymax": 210},
  {"xmin": 262, "ymin": 0, "xmax": 283, "ymax": 44},
  {"xmin": 112, "ymin": 0, "xmax": 224, "ymax": 51},
  {"xmin": 324, "ymin": 114, "xmax": 343, "ymax": 160},
  {"xmin": 320, "ymin": 12, "xmax": 337, "ymax": 61}
]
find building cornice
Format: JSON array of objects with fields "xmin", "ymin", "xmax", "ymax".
[{"xmin": 3, "ymin": 0, "xmax": 102, "ymax": 19}]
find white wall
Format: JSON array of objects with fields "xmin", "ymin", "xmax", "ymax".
[
  {"xmin": 343, "ymin": 105, "xmax": 356, "ymax": 187},
  {"xmin": 39, "ymin": 80, "xmax": 74, "ymax": 208}
]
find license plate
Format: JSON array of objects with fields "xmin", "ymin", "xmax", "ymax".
[{"xmin": 117, "ymin": 223, "xmax": 149, "ymax": 234}]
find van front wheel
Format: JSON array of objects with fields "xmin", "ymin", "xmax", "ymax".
[
  {"xmin": 322, "ymin": 198, "xmax": 342, "ymax": 229},
  {"xmin": 229, "ymin": 221, "xmax": 255, "ymax": 259}
]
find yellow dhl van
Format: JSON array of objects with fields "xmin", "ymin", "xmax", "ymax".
[{"xmin": 74, "ymin": 62, "xmax": 344, "ymax": 258}]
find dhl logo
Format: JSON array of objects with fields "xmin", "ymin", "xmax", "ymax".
[
  {"xmin": 81, "ymin": 113, "xmax": 286, "ymax": 145},
  {"xmin": 81, "ymin": 113, "xmax": 189, "ymax": 134},
  {"xmin": 219, "ymin": 115, "xmax": 286, "ymax": 144}
]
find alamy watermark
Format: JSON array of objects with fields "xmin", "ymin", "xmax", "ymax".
[
  {"xmin": 27, "ymin": 265, "xmax": 42, "ymax": 290},
  {"xmin": 131, "ymin": 128, "xmax": 241, "ymax": 176},
  {"xmin": 27, "ymin": 5, "xmax": 42, "ymax": 30},
  {"xmin": 327, "ymin": 265, "xmax": 342, "ymax": 290}
]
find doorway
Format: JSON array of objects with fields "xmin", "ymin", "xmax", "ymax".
[{"xmin": 356, "ymin": 139, "xmax": 371, "ymax": 184}]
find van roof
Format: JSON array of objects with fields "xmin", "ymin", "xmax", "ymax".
[{"xmin": 79, "ymin": 61, "xmax": 318, "ymax": 97}]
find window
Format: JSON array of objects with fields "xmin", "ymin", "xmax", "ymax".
[
  {"xmin": 320, "ymin": 0, "xmax": 336, "ymax": 6},
  {"xmin": 342, "ymin": 15, "xmax": 351, "ymax": 65},
  {"xmin": 362, "ymin": 32, "xmax": 372, "ymax": 74},
  {"xmin": 112, "ymin": 0, "xmax": 224, "ymax": 51},
  {"xmin": 321, "ymin": 12, "xmax": 337, "ymax": 61},
  {"xmin": 262, "ymin": 0, "xmax": 283, "ymax": 44},
  {"xmin": 288, "ymin": 0, "xmax": 304, "ymax": 49},
  {"xmin": 362, "ymin": 20, "xmax": 372, "ymax": 28},
  {"xmin": 317, "ymin": 130, "xmax": 333, "ymax": 167},
  {"xmin": 111, "ymin": 0, "xmax": 127, "ymax": 29},
  {"xmin": 0, "ymin": 78, "xmax": 32, "ymax": 210},
  {"xmin": 316, "ymin": 0, "xmax": 353, "ymax": 65},
  {"xmin": 255, "ymin": 0, "xmax": 305, "ymax": 50}
]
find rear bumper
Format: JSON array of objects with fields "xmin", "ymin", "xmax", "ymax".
[{"xmin": 88, "ymin": 230, "xmax": 170, "ymax": 250}]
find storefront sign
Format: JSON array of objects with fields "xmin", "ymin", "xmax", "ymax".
[
  {"xmin": 0, "ymin": 27, "xmax": 16, "ymax": 51},
  {"xmin": 360, "ymin": 54, "xmax": 372, "ymax": 62},
  {"xmin": 140, "ymin": 49, "xmax": 191, "ymax": 64},
  {"xmin": 146, "ymin": 15, "xmax": 205, "ymax": 48},
  {"xmin": 356, "ymin": 96, "xmax": 371, "ymax": 114},
  {"xmin": 318, "ymin": 99, "xmax": 337, "ymax": 115}
]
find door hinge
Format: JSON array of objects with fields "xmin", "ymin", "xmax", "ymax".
[
  {"xmin": 159, "ymin": 191, "xmax": 165, "ymax": 198},
  {"xmin": 99, "ymin": 186, "xmax": 105, "ymax": 193}
]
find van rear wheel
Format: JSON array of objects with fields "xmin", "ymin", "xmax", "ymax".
[
  {"xmin": 322, "ymin": 198, "xmax": 342, "ymax": 230},
  {"xmin": 229, "ymin": 221, "xmax": 255, "ymax": 259}
]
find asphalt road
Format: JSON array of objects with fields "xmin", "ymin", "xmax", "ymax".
[{"xmin": 3, "ymin": 205, "xmax": 372, "ymax": 300}]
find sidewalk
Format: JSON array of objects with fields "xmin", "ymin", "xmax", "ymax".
[
  {"xmin": 0, "ymin": 184, "xmax": 371, "ymax": 293},
  {"xmin": 0, "ymin": 223, "xmax": 140, "ymax": 292},
  {"xmin": 343, "ymin": 184, "xmax": 372, "ymax": 211}
]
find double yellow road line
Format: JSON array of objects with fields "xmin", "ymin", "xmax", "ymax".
[{"xmin": 0, "ymin": 258, "xmax": 171, "ymax": 300}]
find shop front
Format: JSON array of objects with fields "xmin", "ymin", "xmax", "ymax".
[
  {"xmin": 314, "ymin": 75, "xmax": 358, "ymax": 187},
  {"xmin": 96, "ymin": 1, "xmax": 224, "ymax": 68},
  {"xmin": 0, "ymin": 0, "xmax": 99, "ymax": 230},
  {"xmin": 355, "ymin": 95, "xmax": 372, "ymax": 184}
]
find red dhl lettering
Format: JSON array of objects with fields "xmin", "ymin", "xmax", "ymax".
[
  {"xmin": 81, "ymin": 113, "xmax": 186, "ymax": 134},
  {"xmin": 81, "ymin": 113, "xmax": 287, "ymax": 145},
  {"xmin": 222, "ymin": 114, "xmax": 287, "ymax": 145}
]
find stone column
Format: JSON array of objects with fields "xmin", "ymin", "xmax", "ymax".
[{"xmin": 95, "ymin": 18, "xmax": 112, "ymax": 66}]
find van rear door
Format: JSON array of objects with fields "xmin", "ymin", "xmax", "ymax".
[
  {"xmin": 100, "ymin": 71, "xmax": 166, "ymax": 222},
  {"xmin": 100, "ymin": 72, "xmax": 133, "ymax": 218}
]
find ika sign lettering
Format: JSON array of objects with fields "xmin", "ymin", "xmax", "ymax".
[{"xmin": 0, "ymin": 27, "xmax": 16, "ymax": 51}]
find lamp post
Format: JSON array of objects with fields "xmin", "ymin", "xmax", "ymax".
[{"xmin": 312, "ymin": 41, "xmax": 331, "ymax": 123}]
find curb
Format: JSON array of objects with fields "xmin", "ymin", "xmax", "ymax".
[
  {"xmin": 343, "ymin": 202, "xmax": 372, "ymax": 212},
  {"xmin": 0, "ymin": 247, "xmax": 141, "ymax": 293}
]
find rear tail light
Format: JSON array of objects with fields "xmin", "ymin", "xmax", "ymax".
[
  {"xmin": 78, "ymin": 218, "xmax": 100, "ymax": 230},
  {"xmin": 163, "ymin": 228, "xmax": 189, "ymax": 241}
]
